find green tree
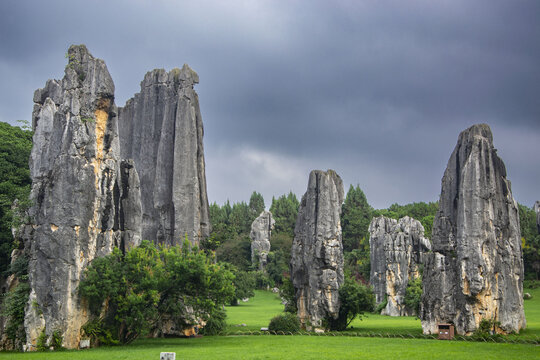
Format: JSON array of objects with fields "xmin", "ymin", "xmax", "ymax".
[
  {"xmin": 0, "ymin": 122, "xmax": 33, "ymax": 274},
  {"xmin": 404, "ymin": 277, "xmax": 423, "ymax": 315},
  {"xmin": 79, "ymin": 240, "xmax": 235, "ymax": 344},
  {"xmin": 325, "ymin": 277, "xmax": 375, "ymax": 331},
  {"xmin": 519, "ymin": 203, "xmax": 540, "ymax": 280},
  {"xmin": 270, "ymin": 192, "xmax": 299, "ymax": 236},
  {"xmin": 341, "ymin": 185, "xmax": 372, "ymax": 252},
  {"xmin": 249, "ymin": 191, "xmax": 265, "ymax": 218}
]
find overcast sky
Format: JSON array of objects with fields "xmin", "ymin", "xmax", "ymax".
[{"xmin": 1, "ymin": 0, "xmax": 539, "ymax": 209}]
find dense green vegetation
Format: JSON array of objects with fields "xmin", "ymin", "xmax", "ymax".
[
  {"xmin": 519, "ymin": 204, "xmax": 540, "ymax": 280},
  {"xmin": 79, "ymin": 240, "xmax": 235, "ymax": 344},
  {"xmin": 0, "ymin": 121, "xmax": 32, "ymax": 274}
]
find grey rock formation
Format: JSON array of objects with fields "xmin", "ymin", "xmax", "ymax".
[
  {"xmin": 369, "ymin": 216, "xmax": 431, "ymax": 316},
  {"xmin": 25, "ymin": 45, "xmax": 142, "ymax": 349},
  {"xmin": 421, "ymin": 124, "xmax": 526, "ymax": 335},
  {"xmin": 118, "ymin": 65, "xmax": 210, "ymax": 246},
  {"xmin": 250, "ymin": 211, "xmax": 275, "ymax": 271},
  {"xmin": 290, "ymin": 170, "xmax": 345, "ymax": 329},
  {"xmin": 534, "ymin": 201, "xmax": 540, "ymax": 234}
]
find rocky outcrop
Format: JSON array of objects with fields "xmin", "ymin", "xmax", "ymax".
[
  {"xmin": 25, "ymin": 45, "xmax": 142, "ymax": 349},
  {"xmin": 421, "ymin": 124, "xmax": 526, "ymax": 335},
  {"xmin": 118, "ymin": 66, "xmax": 210, "ymax": 246},
  {"xmin": 534, "ymin": 201, "xmax": 540, "ymax": 234},
  {"xmin": 250, "ymin": 211, "xmax": 275, "ymax": 271},
  {"xmin": 369, "ymin": 216, "xmax": 431, "ymax": 316},
  {"xmin": 290, "ymin": 170, "xmax": 344, "ymax": 329}
]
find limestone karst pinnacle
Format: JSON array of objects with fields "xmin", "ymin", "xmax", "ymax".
[
  {"xmin": 421, "ymin": 123, "xmax": 526, "ymax": 335},
  {"xmin": 290, "ymin": 169, "xmax": 345, "ymax": 329},
  {"xmin": 20, "ymin": 45, "xmax": 211, "ymax": 349},
  {"xmin": 369, "ymin": 215, "xmax": 431, "ymax": 316},
  {"xmin": 118, "ymin": 65, "xmax": 210, "ymax": 246},
  {"xmin": 26, "ymin": 45, "xmax": 142, "ymax": 349},
  {"xmin": 250, "ymin": 211, "xmax": 275, "ymax": 271}
]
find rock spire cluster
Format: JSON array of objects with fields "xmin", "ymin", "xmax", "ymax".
[
  {"xmin": 21, "ymin": 45, "xmax": 210, "ymax": 349},
  {"xmin": 421, "ymin": 124, "xmax": 526, "ymax": 335},
  {"xmin": 369, "ymin": 215, "xmax": 431, "ymax": 316},
  {"xmin": 290, "ymin": 170, "xmax": 345, "ymax": 329}
]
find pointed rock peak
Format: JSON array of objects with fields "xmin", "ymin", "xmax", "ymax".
[
  {"xmin": 458, "ymin": 123, "xmax": 493, "ymax": 144},
  {"xmin": 179, "ymin": 63, "xmax": 199, "ymax": 85},
  {"xmin": 64, "ymin": 44, "xmax": 114, "ymax": 97}
]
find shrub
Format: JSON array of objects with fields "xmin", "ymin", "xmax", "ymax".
[
  {"xmin": 279, "ymin": 277, "xmax": 296, "ymax": 313},
  {"xmin": 36, "ymin": 330, "xmax": 48, "ymax": 351},
  {"xmin": 50, "ymin": 330, "xmax": 65, "ymax": 351},
  {"xmin": 268, "ymin": 313, "xmax": 301, "ymax": 333},
  {"xmin": 404, "ymin": 277, "xmax": 422, "ymax": 315},
  {"xmin": 200, "ymin": 308, "xmax": 227, "ymax": 335},
  {"xmin": 326, "ymin": 278, "xmax": 375, "ymax": 331},
  {"xmin": 1, "ymin": 281, "xmax": 30, "ymax": 344}
]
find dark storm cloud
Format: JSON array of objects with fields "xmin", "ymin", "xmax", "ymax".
[{"xmin": 1, "ymin": 0, "xmax": 539, "ymax": 208}]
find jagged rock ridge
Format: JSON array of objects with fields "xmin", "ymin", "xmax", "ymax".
[
  {"xmin": 25, "ymin": 45, "xmax": 142, "ymax": 349},
  {"xmin": 290, "ymin": 170, "xmax": 344, "ymax": 329},
  {"xmin": 369, "ymin": 215, "xmax": 431, "ymax": 316},
  {"xmin": 421, "ymin": 124, "xmax": 526, "ymax": 335},
  {"xmin": 118, "ymin": 66, "xmax": 210, "ymax": 246},
  {"xmin": 250, "ymin": 211, "xmax": 275, "ymax": 271}
]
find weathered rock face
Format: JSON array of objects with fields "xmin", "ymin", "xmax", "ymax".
[
  {"xmin": 421, "ymin": 124, "xmax": 525, "ymax": 335},
  {"xmin": 25, "ymin": 45, "xmax": 142, "ymax": 349},
  {"xmin": 250, "ymin": 211, "xmax": 275, "ymax": 271},
  {"xmin": 534, "ymin": 201, "xmax": 540, "ymax": 235},
  {"xmin": 290, "ymin": 170, "xmax": 344, "ymax": 329},
  {"xmin": 118, "ymin": 66, "xmax": 210, "ymax": 246},
  {"xmin": 369, "ymin": 216, "xmax": 431, "ymax": 316}
]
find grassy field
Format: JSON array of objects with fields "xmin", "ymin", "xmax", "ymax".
[{"xmin": 1, "ymin": 287, "xmax": 538, "ymax": 359}]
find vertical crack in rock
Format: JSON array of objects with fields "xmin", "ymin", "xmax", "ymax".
[
  {"xmin": 421, "ymin": 124, "xmax": 526, "ymax": 335},
  {"xmin": 369, "ymin": 216, "xmax": 431, "ymax": 316},
  {"xmin": 24, "ymin": 45, "xmax": 142, "ymax": 349},
  {"xmin": 290, "ymin": 170, "xmax": 344, "ymax": 329},
  {"xmin": 118, "ymin": 65, "xmax": 210, "ymax": 246},
  {"xmin": 250, "ymin": 211, "xmax": 275, "ymax": 271}
]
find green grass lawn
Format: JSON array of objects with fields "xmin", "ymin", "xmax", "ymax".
[{"xmin": 1, "ymin": 287, "xmax": 538, "ymax": 359}]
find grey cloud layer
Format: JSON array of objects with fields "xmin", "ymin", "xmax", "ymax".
[{"xmin": 1, "ymin": 0, "xmax": 538, "ymax": 208}]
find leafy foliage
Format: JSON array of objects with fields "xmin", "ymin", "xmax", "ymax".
[
  {"xmin": 79, "ymin": 240, "xmax": 235, "ymax": 344},
  {"xmin": 270, "ymin": 192, "xmax": 299, "ymax": 236},
  {"xmin": 0, "ymin": 121, "xmax": 32, "ymax": 274},
  {"xmin": 280, "ymin": 277, "xmax": 297, "ymax": 313},
  {"xmin": 519, "ymin": 204, "xmax": 540, "ymax": 280},
  {"xmin": 249, "ymin": 191, "xmax": 265, "ymax": 218},
  {"xmin": 230, "ymin": 269, "xmax": 256, "ymax": 305},
  {"xmin": 341, "ymin": 185, "xmax": 372, "ymax": 252},
  {"xmin": 268, "ymin": 312, "xmax": 301, "ymax": 333},
  {"xmin": 1, "ymin": 281, "xmax": 30, "ymax": 344},
  {"xmin": 325, "ymin": 278, "xmax": 375, "ymax": 331},
  {"xmin": 404, "ymin": 277, "xmax": 423, "ymax": 315},
  {"xmin": 200, "ymin": 308, "xmax": 227, "ymax": 335}
]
